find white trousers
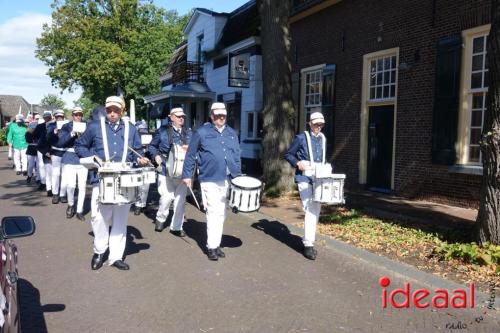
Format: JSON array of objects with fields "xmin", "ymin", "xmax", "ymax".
[
  {"xmin": 13, "ymin": 148, "xmax": 27, "ymax": 172},
  {"xmin": 200, "ymin": 179, "xmax": 229, "ymax": 249},
  {"xmin": 298, "ymin": 182, "xmax": 321, "ymax": 247},
  {"xmin": 51, "ymin": 155, "xmax": 62, "ymax": 195},
  {"xmin": 63, "ymin": 164, "xmax": 88, "ymax": 213},
  {"xmin": 8, "ymin": 145, "xmax": 12, "ymax": 159},
  {"xmin": 36, "ymin": 152, "xmax": 45, "ymax": 183},
  {"xmin": 135, "ymin": 183, "xmax": 150, "ymax": 208},
  {"xmin": 156, "ymin": 175, "xmax": 188, "ymax": 231},
  {"xmin": 90, "ymin": 186, "xmax": 130, "ymax": 264},
  {"xmin": 27, "ymin": 155, "xmax": 37, "ymax": 178}
]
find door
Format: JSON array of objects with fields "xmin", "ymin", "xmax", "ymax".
[
  {"xmin": 367, "ymin": 105, "xmax": 394, "ymax": 191},
  {"xmin": 226, "ymin": 101, "xmax": 241, "ymax": 140}
]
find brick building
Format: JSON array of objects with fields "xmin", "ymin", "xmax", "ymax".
[{"xmin": 290, "ymin": 0, "xmax": 491, "ymax": 207}]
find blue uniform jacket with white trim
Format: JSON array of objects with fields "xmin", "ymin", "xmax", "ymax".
[
  {"xmin": 47, "ymin": 122, "xmax": 66, "ymax": 157},
  {"xmin": 75, "ymin": 118, "xmax": 143, "ymax": 184},
  {"xmin": 59, "ymin": 121, "xmax": 86, "ymax": 165},
  {"xmin": 284, "ymin": 131, "xmax": 325, "ymax": 184},
  {"xmin": 148, "ymin": 124, "xmax": 192, "ymax": 176},
  {"xmin": 181, "ymin": 123, "xmax": 241, "ymax": 182}
]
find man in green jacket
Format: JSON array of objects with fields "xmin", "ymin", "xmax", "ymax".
[{"xmin": 7, "ymin": 114, "xmax": 28, "ymax": 175}]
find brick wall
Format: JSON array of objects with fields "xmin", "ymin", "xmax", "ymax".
[{"xmin": 291, "ymin": 0, "xmax": 491, "ymax": 208}]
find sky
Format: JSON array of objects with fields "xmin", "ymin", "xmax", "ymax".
[{"xmin": 0, "ymin": 0, "xmax": 248, "ymax": 108}]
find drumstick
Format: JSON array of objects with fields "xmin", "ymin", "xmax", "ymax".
[
  {"xmin": 127, "ymin": 147, "xmax": 154, "ymax": 167},
  {"xmin": 187, "ymin": 185, "xmax": 202, "ymax": 211}
]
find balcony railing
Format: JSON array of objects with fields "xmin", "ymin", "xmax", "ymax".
[{"xmin": 170, "ymin": 61, "xmax": 204, "ymax": 85}]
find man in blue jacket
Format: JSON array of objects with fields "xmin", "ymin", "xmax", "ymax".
[
  {"xmin": 182, "ymin": 102, "xmax": 241, "ymax": 261},
  {"xmin": 75, "ymin": 96, "xmax": 149, "ymax": 271},
  {"xmin": 149, "ymin": 107, "xmax": 192, "ymax": 234},
  {"xmin": 32, "ymin": 111, "xmax": 54, "ymax": 194},
  {"xmin": 47, "ymin": 109, "xmax": 67, "ymax": 204},
  {"xmin": 58, "ymin": 107, "xmax": 87, "ymax": 221},
  {"xmin": 285, "ymin": 111, "xmax": 327, "ymax": 260}
]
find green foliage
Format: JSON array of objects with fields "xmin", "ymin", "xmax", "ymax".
[
  {"xmin": 434, "ymin": 242, "xmax": 500, "ymax": 268},
  {"xmin": 0, "ymin": 128, "xmax": 6, "ymax": 146},
  {"xmin": 74, "ymin": 94, "xmax": 99, "ymax": 120},
  {"xmin": 36, "ymin": 0, "xmax": 189, "ymax": 109},
  {"xmin": 40, "ymin": 93, "xmax": 65, "ymax": 109}
]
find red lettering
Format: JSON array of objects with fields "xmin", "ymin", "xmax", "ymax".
[
  {"xmin": 451, "ymin": 290, "xmax": 467, "ymax": 308},
  {"xmin": 412, "ymin": 289, "xmax": 430, "ymax": 308},
  {"xmin": 390, "ymin": 282, "xmax": 410, "ymax": 308},
  {"xmin": 432, "ymin": 289, "xmax": 449, "ymax": 308}
]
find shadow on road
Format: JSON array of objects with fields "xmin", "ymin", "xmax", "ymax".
[
  {"xmin": 125, "ymin": 225, "xmax": 150, "ymax": 257},
  {"xmin": 251, "ymin": 219, "xmax": 303, "ymax": 254},
  {"xmin": 18, "ymin": 278, "xmax": 65, "ymax": 333},
  {"xmin": 184, "ymin": 218, "xmax": 242, "ymax": 254},
  {"xmin": 1, "ymin": 180, "xmax": 48, "ymax": 206}
]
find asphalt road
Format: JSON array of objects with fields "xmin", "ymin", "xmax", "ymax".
[{"xmin": 0, "ymin": 152, "xmax": 498, "ymax": 333}]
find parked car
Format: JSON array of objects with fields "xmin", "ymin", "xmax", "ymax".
[{"xmin": 0, "ymin": 216, "xmax": 35, "ymax": 333}]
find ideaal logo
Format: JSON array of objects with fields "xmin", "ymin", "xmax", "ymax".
[{"xmin": 379, "ymin": 276, "xmax": 475, "ymax": 309}]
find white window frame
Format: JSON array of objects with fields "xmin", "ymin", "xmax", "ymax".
[
  {"xmin": 299, "ymin": 64, "xmax": 325, "ymax": 130},
  {"xmin": 368, "ymin": 54, "xmax": 398, "ymax": 102},
  {"xmin": 457, "ymin": 25, "xmax": 491, "ymax": 166},
  {"xmin": 246, "ymin": 111, "xmax": 262, "ymax": 140}
]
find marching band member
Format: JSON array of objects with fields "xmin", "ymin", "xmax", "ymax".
[
  {"xmin": 285, "ymin": 111, "xmax": 327, "ymax": 260},
  {"xmin": 32, "ymin": 110, "xmax": 53, "ymax": 194},
  {"xmin": 133, "ymin": 120, "xmax": 152, "ymax": 216},
  {"xmin": 75, "ymin": 96, "xmax": 149, "ymax": 271},
  {"xmin": 148, "ymin": 107, "xmax": 191, "ymax": 234},
  {"xmin": 59, "ymin": 107, "xmax": 87, "ymax": 221},
  {"xmin": 7, "ymin": 114, "xmax": 28, "ymax": 175},
  {"xmin": 182, "ymin": 102, "xmax": 241, "ymax": 261},
  {"xmin": 25, "ymin": 115, "xmax": 40, "ymax": 183},
  {"xmin": 47, "ymin": 109, "xmax": 67, "ymax": 204}
]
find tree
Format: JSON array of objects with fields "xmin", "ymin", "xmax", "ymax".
[
  {"xmin": 36, "ymin": 0, "xmax": 188, "ymax": 113},
  {"xmin": 40, "ymin": 93, "xmax": 65, "ymax": 109},
  {"xmin": 257, "ymin": 0, "xmax": 295, "ymax": 196},
  {"xmin": 74, "ymin": 94, "xmax": 99, "ymax": 120},
  {"xmin": 476, "ymin": 0, "xmax": 500, "ymax": 245}
]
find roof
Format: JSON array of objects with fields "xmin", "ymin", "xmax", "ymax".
[
  {"xmin": 183, "ymin": 8, "xmax": 229, "ymax": 35},
  {"xmin": 0, "ymin": 95, "xmax": 32, "ymax": 118},
  {"xmin": 217, "ymin": 0, "xmax": 259, "ymax": 49}
]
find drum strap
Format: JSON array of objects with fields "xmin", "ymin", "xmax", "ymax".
[
  {"xmin": 304, "ymin": 131, "xmax": 326, "ymax": 164},
  {"xmin": 99, "ymin": 117, "xmax": 130, "ymax": 162}
]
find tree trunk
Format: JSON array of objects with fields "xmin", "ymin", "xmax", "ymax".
[
  {"xmin": 258, "ymin": 0, "xmax": 295, "ymax": 195},
  {"xmin": 476, "ymin": 0, "xmax": 500, "ymax": 245}
]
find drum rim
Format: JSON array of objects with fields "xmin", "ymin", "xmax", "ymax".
[{"xmin": 231, "ymin": 176, "xmax": 262, "ymax": 189}]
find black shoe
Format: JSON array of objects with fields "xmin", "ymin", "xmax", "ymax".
[
  {"xmin": 47, "ymin": 190, "xmax": 53, "ymax": 197},
  {"xmin": 207, "ymin": 248, "xmax": 219, "ymax": 261},
  {"xmin": 76, "ymin": 213, "xmax": 85, "ymax": 221},
  {"xmin": 91, "ymin": 253, "xmax": 105, "ymax": 270},
  {"xmin": 16, "ymin": 171, "xmax": 21, "ymax": 175},
  {"xmin": 60, "ymin": 196, "xmax": 68, "ymax": 203},
  {"xmin": 133, "ymin": 206, "xmax": 143, "ymax": 216},
  {"xmin": 66, "ymin": 205, "xmax": 75, "ymax": 219},
  {"xmin": 52, "ymin": 195, "xmax": 60, "ymax": 204},
  {"xmin": 303, "ymin": 246, "xmax": 317, "ymax": 260},
  {"xmin": 170, "ymin": 229, "xmax": 186, "ymax": 237},
  {"xmin": 26, "ymin": 176, "xmax": 32, "ymax": 184},
  {"xmin": 38, "ymin": 184, "xmax": 46, "ymax": 191},
  {"xmin": 112, "ymin": 260, "xmax": 129, "ymax": 270},
  {"xmin": 154, "ymin": 220, "xmax": 166, "ymax": 232},
  {"xmin": 216, "ymin": 247, "xmax": 225, "ymax": 258},
  {"xmin": 22, "ymin": 171, "xmax": 27, "ymax": 176}
]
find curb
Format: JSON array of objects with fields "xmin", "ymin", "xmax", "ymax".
[{"xmin": 240, "ymin": 209, "xmax": 499, "ymax": 318}]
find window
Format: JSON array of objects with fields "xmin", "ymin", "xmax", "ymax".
[
  {"xmin": 196, "ymin": 34, "xmax": 204, "ymax": 64},
  {"xmin": 369, "ymin": 55, "xmax": 397, "ymax": 101},
  {"xmin": 468, "ymin": 34, "xmax": 489, "ymax": 163},
  {"xmin": 246, "ymin": 111, "xmax": 263, "ymax": 139},
  {"xmin": 304, "ymin": 68, "xmax": 322, "ymax": 122}
]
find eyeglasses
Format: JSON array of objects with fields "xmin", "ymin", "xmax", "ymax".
[
  {"xmin": 311, "ymin": 123, "xmax": 324, "ymax": 128},
  {"xmin": 213, "ymin": 114, "xmax": 226, "ymax": 119},
  {"xmin": 173, "ymin": 114, "xmax": 186, "ymax": 119}
]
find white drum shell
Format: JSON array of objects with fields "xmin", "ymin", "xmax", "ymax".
[
  {"xmin": 119, "ymin": 169, "xmax": 144, "ymax": 187},
  {"xmin": 99, "ymin": 173, "xmax": 138, "ymax": 205},
  {"xmin": 142, "ymin": 167, "xmax": 156, "ymax": 184},
  {"xmin": 312, "ymin": 175, "xmax": 345, "ymax": 204},
  {"xmin": 228, "ymin": 176, "xmax": 262, "ymax": 213},
  {"xmin": 167, "ymin": 145, "xmax": 186, "ymax": 178}
]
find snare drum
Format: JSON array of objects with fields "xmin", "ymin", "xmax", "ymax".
[
  {"xmin": 312, "ymin": 174, "xmax": 345, "ymax": 205},
  {"xmin": 142, "ymin": 166, "xmax": 156, "ymax": 184},
  {"xmin": 98, "ymin": 171, "xmax": 139, "ymax": 205},
  {"xmin": 119, "ymin": 168, "xmax": 144, "ymax": 187},
  {"xmin": 228, "ymin": 176, "xmax": 262, "ymax": 213},
  {"xmin": 167, "ymin": 145, "xmax": 186, "ymax": 178}
]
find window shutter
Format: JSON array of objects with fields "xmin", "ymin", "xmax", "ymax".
[
  {"xmin": 431, "ymin": 36, "xmax": 462, "ymax": 165},
  {"xmin": 291, "ymin": 71, "xmax": 300, "ymax": 111}
]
